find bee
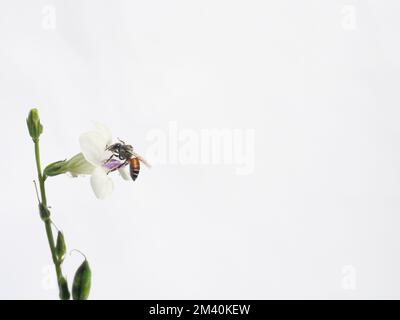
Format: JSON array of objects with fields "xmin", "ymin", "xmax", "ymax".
[{"xmin": 105, "ymin": 139, "xmax": 150, "ymax": 181}]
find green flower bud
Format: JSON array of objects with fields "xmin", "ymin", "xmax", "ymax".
[
  {"xmin": 39, "ymin": 203, "xmax": 50, "ymax": 221},
  {"xmin": 26, "ymin": 108, "xmax": 43, "ymax": 141},
  {"xmin": 66, "ymin": 153, "xmax": 95, "ymax": 177},
  {"xmin": 72, "ymin": 259, "xmax": 91, "ymax": 300},
  {"xmin": 58, "ymin": 276, "xmax": 71, "ymax": 300},
  {"xmin": 56, "ymin": 231, "xmax": 67, "ymax": 262},
  {"xmin": 44, "ymin": 160, "xmax": 68, "ymax": 177}
]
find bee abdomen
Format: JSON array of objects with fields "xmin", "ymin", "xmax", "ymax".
[{"xmin": 129, "ymin": 158, "xmax": 140, "ymax": 181}]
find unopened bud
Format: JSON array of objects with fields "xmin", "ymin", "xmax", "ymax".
[
  {"xmin": 72, "ymin": 256, "xmax": 91, "ymax": 300},
  {"xmin": 26, "ymin": 109, "xmax": 43, "ymax": 141},
  {"xmin": 56, "ymin": 231, "xmax": 67, "ymax": 262},
  {"xmin": 44, "ymin": 160, "xmax": 68, "ymax": 178}
]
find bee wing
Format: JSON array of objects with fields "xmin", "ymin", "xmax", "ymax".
[{"xmin": 132, "ymin": 151, "xmax": 151, "ymax": 168}]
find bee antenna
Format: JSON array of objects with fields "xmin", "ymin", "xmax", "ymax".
[{"xmin": 117, "ymin": 138, "xmax": 126, "ymax": 144}]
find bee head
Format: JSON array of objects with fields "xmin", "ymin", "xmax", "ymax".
[{"xmin": 106, "ymin": 143, "xmax": 121, "ymax": 152}]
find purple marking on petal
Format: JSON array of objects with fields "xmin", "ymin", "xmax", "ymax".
[{"xmin": 103, "ymin": 159, "xmax": 122, "ymax": 171}]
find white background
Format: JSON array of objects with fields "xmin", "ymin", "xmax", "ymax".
[{"xmin": 1, "ymin": 0, "xmax": 400, "ymax": 299}]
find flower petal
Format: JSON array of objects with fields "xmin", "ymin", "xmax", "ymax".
[
  {"xmin": 94, "ymin": 123, "xmax": 113, "ymax": 146},
  {"xmin": 79, "ymin": 131, "xmax": 111, "ymax": 166},
  {"xmin": 104, "ymin": 159, "xmax": 123, "ymax": 171},
  {"xmin": 90, "ymin": 167, "xmax": 114, "ymax": 199},
  {"xmin": 118, "ymin": 166, "xmax": 131, "ymax": 181}
]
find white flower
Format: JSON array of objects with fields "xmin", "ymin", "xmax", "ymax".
[
  {"xmin": 79, "ymin": 124, "xmax": 130, "ymax": 199},
  {"xmin": 66, "ymin": 153, "xmax": 96, "ymax": 177}
]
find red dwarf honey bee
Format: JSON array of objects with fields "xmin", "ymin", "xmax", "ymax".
[{"xmin": 105, "ymin": 139, "xmax": 150, "ymax": 181}]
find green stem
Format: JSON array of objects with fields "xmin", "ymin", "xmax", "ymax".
[
  {"xmin": 34, "ymin": 139, "xmax": 62, "ymax": 292},
  {"xmin": 34, "ymin": 140, "xmax": 47, "ymax": 205}
]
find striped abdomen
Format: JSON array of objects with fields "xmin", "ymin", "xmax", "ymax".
[{"xmin": 129, "ymin": 157, "xmax": 140, "ymax": 181}]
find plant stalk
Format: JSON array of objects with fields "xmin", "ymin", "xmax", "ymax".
[{"xmin": 34, "ymin": 139, "xmax": 62, "ymax": 294}]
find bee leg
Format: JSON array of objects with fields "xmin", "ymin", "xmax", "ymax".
[
  {"xmin": 104, "ymin": 152, "xmax": 120, "ymax": 164},
  {"xmin": 106, "ymin": 160, "xmax": 128, "ymax": 175},
  {"xmin": 114, "ymin": 161, "xmax": 129, "ymax": 173},
  {"xmin": 117, "ymin": 160, "xmax": 129, "ymax": 169},
  {"xmin": 104, "ymin": 154, "xmax": 115, "ymax": 164}
]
